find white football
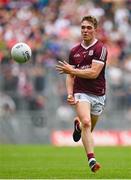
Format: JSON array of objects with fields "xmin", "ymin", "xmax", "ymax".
[{"xmin": 11, "ymin": 42, "xmax": 32, "ymax": 63}]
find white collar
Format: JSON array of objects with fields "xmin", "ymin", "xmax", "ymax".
[{"xmin": 81, "ymin": 39, "xmax": 98, "ymax": 50}]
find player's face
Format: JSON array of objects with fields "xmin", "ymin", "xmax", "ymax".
[{"xmin": 81, "ymin": 20, "xmax": 96, "ymax": 43}]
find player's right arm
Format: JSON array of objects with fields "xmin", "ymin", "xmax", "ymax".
[
  {"xmin": 66, "ymin": 74, "xmax": 74, "ymax": 96},
  {"xmin": 66, "ymin": 48, "xmax": 77, "ymax": 105},
  {"xmin": 66, "ymin": 74, "xmax": 76, "ymax": 105}
]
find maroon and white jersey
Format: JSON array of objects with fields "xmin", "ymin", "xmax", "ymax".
[{"xmin": 69, "ymin": 39, "xmax": 108, "ymax": 96}]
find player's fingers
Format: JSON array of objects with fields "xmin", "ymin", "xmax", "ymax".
[
  {"xmin": 67, "ymin": 99, "xmax": 79, "ymax": 105},
  {"xmin": 56, "ymin": 70, "xmax": 62, "ymax": 74},
  {"xmin": 58, "ymin": 61, "xmax": 65, "ymax": 65},
  {"xmin": 74, "ymin": 100, "xmax": 79, "ymax": 104},
  {"xmin": 71, "ymin": 101, "xmax": 79, "ymax": 105},
  {"xmin": 56, "ymin": 67, "xmax": 64, "ymax": 71},
  {"xmin": 67, "ymin": 101, "xmax": 74, "ymax": 105},
  {"xmin": 56, "ymin": 65, "xmax": 63, "ymax": 69},
  {"xmin": 63, "ymin": 60, "xmax": 68, "ymax": 64},
  {"xmin": 68, "ymin": 102, "xmax": 78, "ymax": 105},
  {"xmin": 67, "ymin": 97, "xmax": 74, "ymax": 101},
  {"xmin": 56, "ymin": 68, "xmax": 64, "ymax": 74}
]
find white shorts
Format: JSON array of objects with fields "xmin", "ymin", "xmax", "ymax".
[{"xmin": 74, "ymin": 93, "xmax": 106, "ymax": 116}]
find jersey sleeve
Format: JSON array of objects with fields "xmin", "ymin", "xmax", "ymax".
[
  {"xmin": 93, "ymin": 45, "xmax": 108, "ymax": 64},
  {"xmin": 68, "ymin": 52, "xmax": 73, "ymax": 64},
  {"xmin": 68, "ymin": 50, "xmax": 75, "ymax": 67}
]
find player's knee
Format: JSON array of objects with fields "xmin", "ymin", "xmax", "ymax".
[{"xmin": 82, "ymin": 118, "xmax": 91, "ymax": 128}]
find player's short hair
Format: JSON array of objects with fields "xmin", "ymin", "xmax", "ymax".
[{"xmin": 81, "ymin": 16, "xmax": 98, "ymax": 29}]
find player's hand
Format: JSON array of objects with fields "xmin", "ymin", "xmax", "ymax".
[
  {"xmin": 56, "ymin": 61, "xmax": 74, "ymax": 74},
  {"xmin": 67, "ymin": 94, "xmax": 78, "ymax": 105}
]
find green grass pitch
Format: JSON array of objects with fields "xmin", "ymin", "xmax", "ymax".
[{"xmin": 0, "ymin": 145, "xmax": 131, "ymax": 179}]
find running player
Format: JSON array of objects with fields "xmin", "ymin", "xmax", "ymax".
[{"xmin": 56, "ymin": 15, "xmax": 108, "ymax": 173}]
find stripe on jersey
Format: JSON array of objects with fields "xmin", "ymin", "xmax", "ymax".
[
  {"xmin": 92, "ymin": 59, "xmax": 104, "ymax": 64},
  {"xmin": 100, "ymin": 47, "xmax": 106, "ymax": 61}
]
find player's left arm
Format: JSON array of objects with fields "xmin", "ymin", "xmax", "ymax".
[
  {"xmin": 56, "ymin": 60, "xmax": 104, "ymax": 79},
  {"xmin": 56, "ymin": 46, "xmax": 107, "ymax": 79},
  {"xmin": 73, "ymin": 61, "xmax": 104, "ymax": 79}
]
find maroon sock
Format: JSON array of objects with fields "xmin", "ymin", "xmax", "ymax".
[{"xmin": 87, "ymin": 153, "xmax": 95, "ymax": 161}]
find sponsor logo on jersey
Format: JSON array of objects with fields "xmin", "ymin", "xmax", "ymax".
[
  {"xmin": 74, "ymin": 53, "xmax": 80, "ymax": 57},
  {"xmin": 79, "ymin": 65, "xmax": 91, "ymax": 69}
]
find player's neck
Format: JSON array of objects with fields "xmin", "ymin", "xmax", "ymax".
[
  {"xmin": 83, "ymin": 38, "xmax": 95, "ymax": 47},
  {"xmin": 82, "ymin": 38, "xmax": 97, "ymax": 49}
]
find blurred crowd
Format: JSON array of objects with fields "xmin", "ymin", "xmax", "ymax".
[{"xmin": 0, "ymin": 0, "xmax": 131, "ymax": 115}]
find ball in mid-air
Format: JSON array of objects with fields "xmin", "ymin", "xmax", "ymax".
[{"xmin": 11, "ymin": 42, "xmax": 32, "ymax": 63}]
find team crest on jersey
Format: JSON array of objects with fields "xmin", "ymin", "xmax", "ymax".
[{"xmin": 88, "ymin": 50, "xmax": 94, "ymax": 56}]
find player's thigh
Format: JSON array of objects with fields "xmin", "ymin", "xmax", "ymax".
[
  {"xmin": 91, "ymin": 114, "xmax": 99, "ymax": 131},
  {"xmin": 75, "ymin": 101, "xmax": 91, "ymax": 123}
]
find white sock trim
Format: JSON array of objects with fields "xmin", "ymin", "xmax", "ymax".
[{"xmin": 88, "ymin": 158, "xmax": 96, "ymax": 164}]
